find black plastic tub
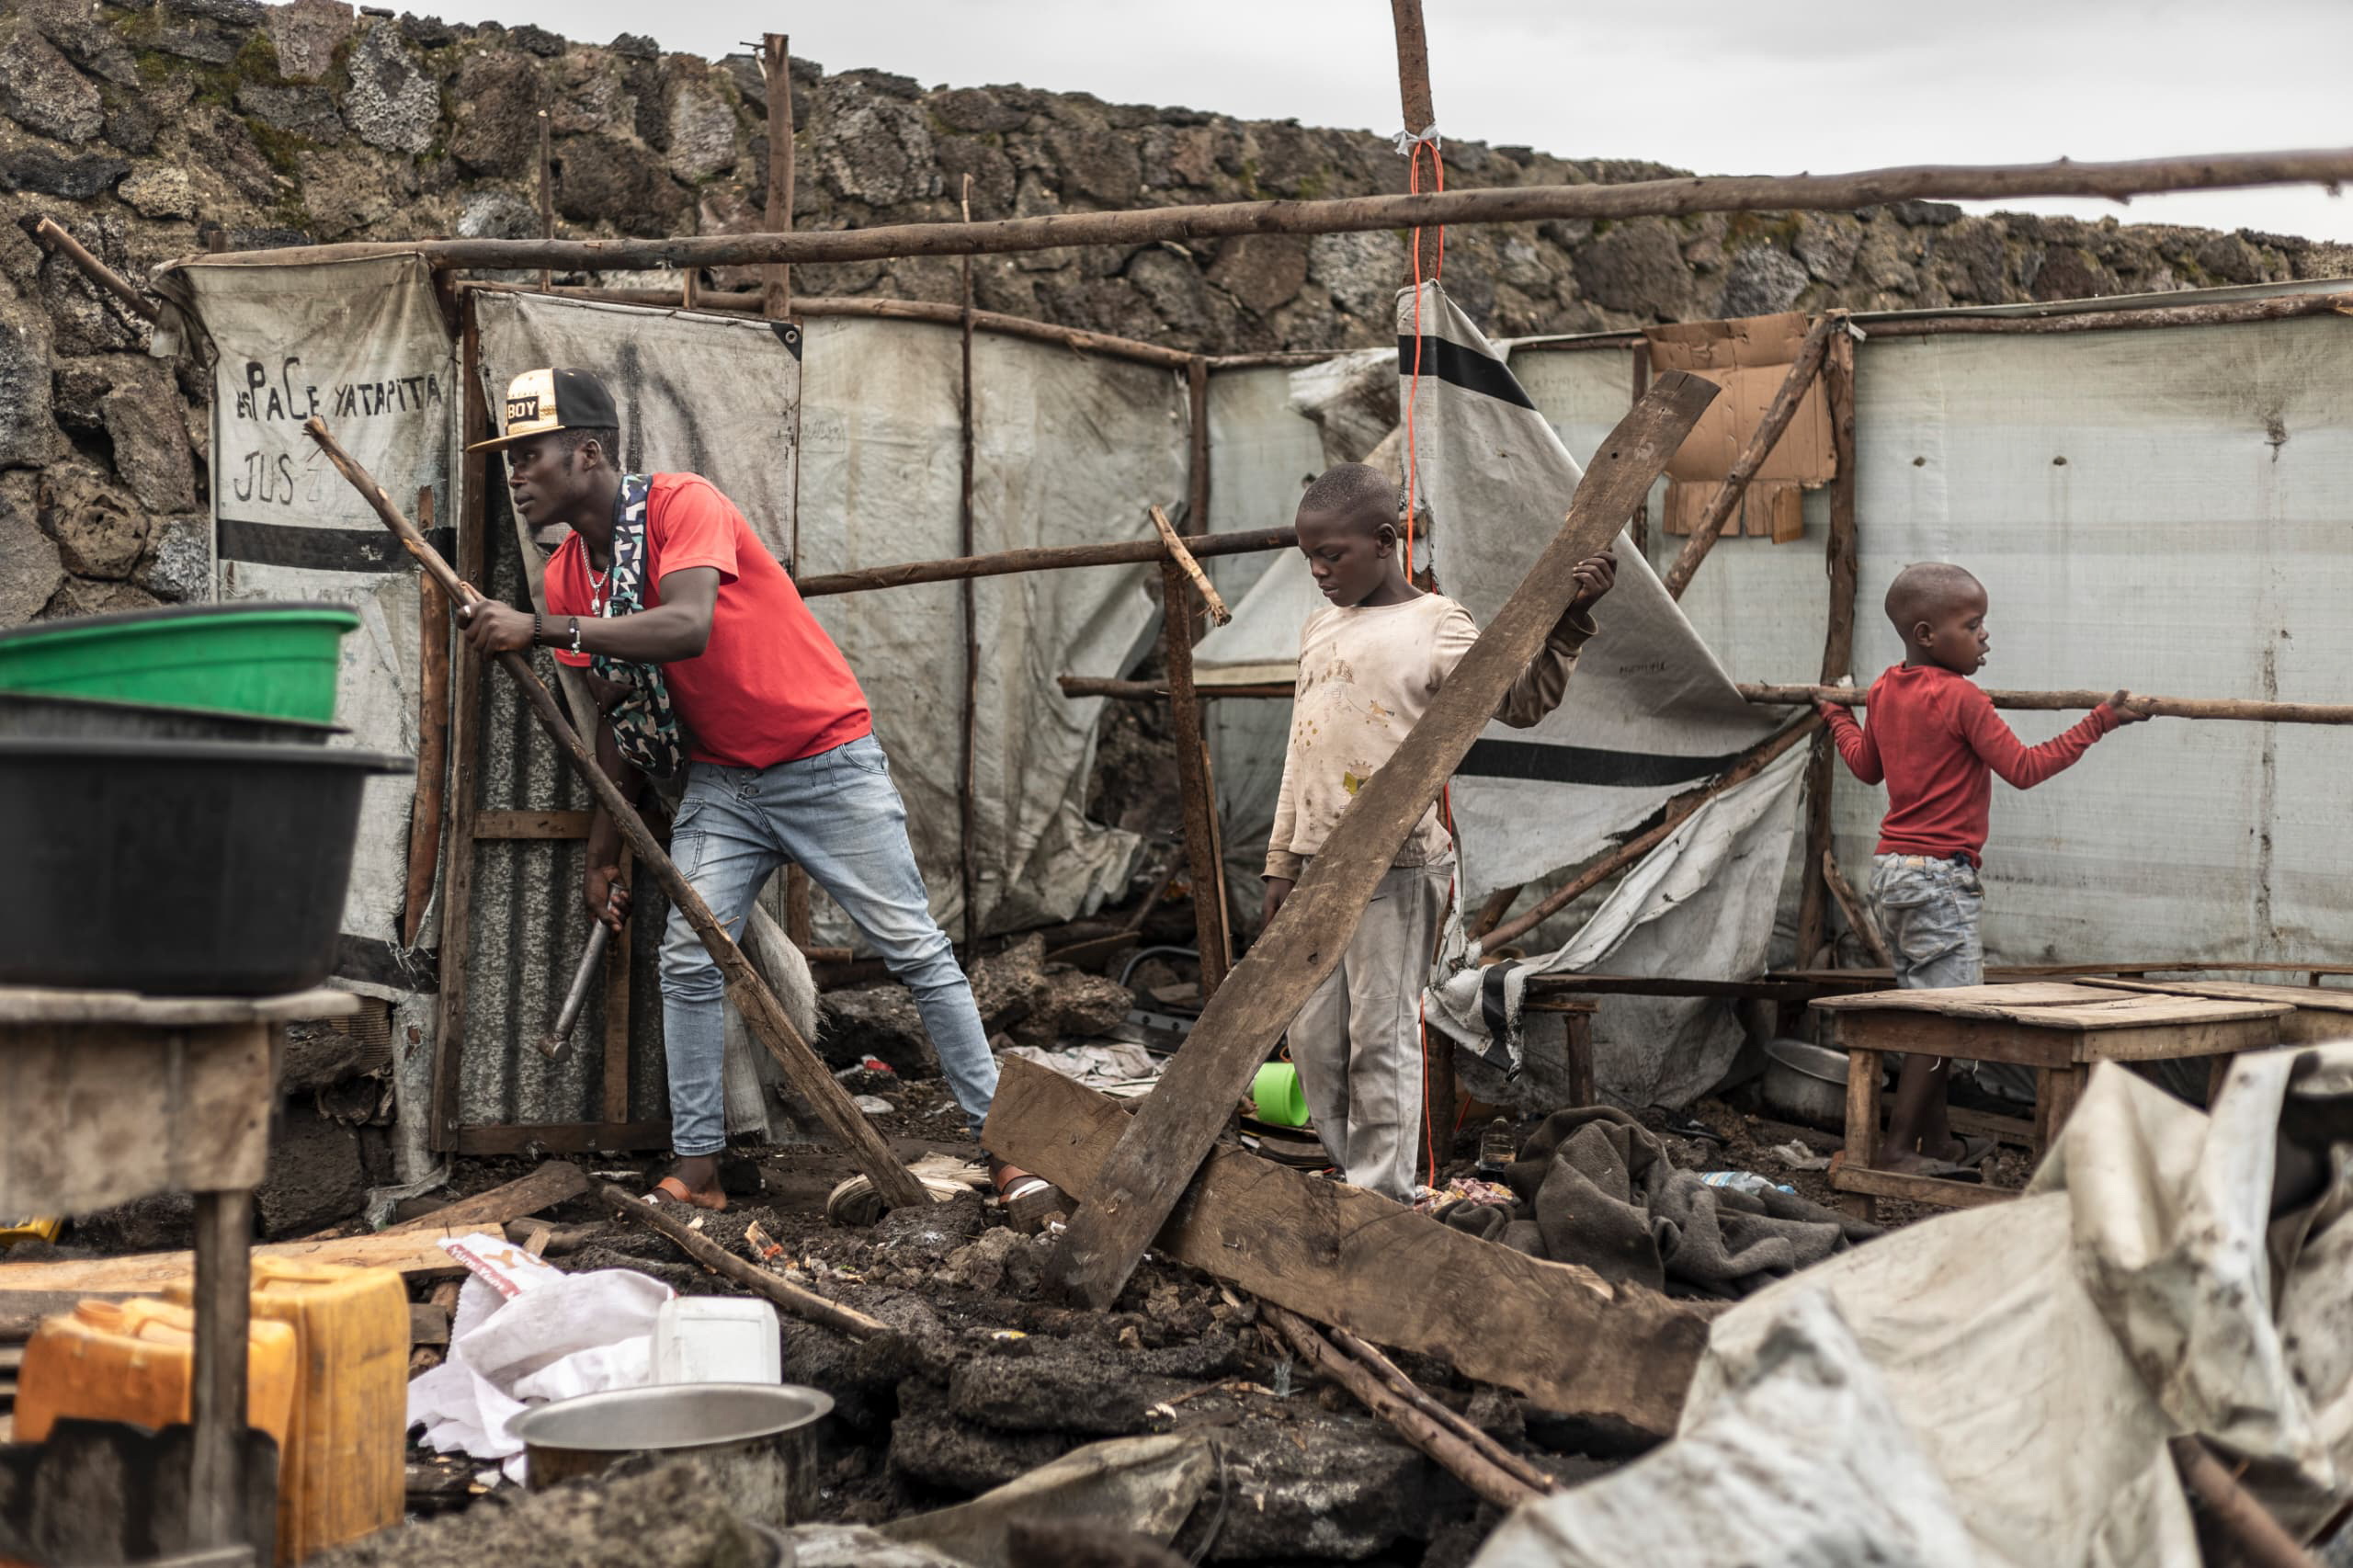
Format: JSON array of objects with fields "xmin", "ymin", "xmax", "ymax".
[
  {"xmin": 0, "ymin": 689, "xmax": 343, "ymax": 745},
  {"xmin": 0, "ymin": 738, "xmax": 412, "ymax": 995}
]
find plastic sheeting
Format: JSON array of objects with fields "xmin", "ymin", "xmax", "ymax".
[
  {"xmin": 176, "ymin": 256, "xmax": 458, "ymax": 972},
  {"xmin": 1472, "ymin": 1041, "xmax": 2353, "ymax": 1567}
]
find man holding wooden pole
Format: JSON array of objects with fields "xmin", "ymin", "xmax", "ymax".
[{"xmin": 453, "ymin": 368, "xmax": 1047, "ymax": 1214}]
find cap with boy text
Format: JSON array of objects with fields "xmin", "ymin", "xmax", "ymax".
[{"xmin": 465, "ymin": 368, "xmax": 620, "ymax": 452}]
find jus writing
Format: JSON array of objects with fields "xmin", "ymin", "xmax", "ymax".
[
  {"xmin": 231, "ymin": 358, "xmax": 445, "ymax": 505},
  {"xmin": 233, "ymin": 358, "xmax": 445, "ymax": 422}
]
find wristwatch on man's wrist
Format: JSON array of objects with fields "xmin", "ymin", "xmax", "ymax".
[
  {"xmin": 569, "ymin": 617, "xmax": 582, "ymax": 654},
  {"xmin": 530, "ymin": 611, "xmax": 545, "ymax": 647}
]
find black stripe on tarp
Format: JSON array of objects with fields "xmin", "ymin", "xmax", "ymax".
[
  {"xmin": 218, "ymin": 517, "xmax": 458, "ymax": 574},
  {"xmin": 1395, "ymin": 334, "xmax": 1537, "ymax": 411},
  {"xmin": 335, "ymin": 935, "xmax": 439, "ymax": 994},
  {"xmin": 1458, "ymin": 738, "xmax": 1750, "ymax": 789}
]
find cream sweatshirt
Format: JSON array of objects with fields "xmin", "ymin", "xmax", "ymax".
[{"xmin": 1263, "ymin": 593, "xmax": 1594, "ymax": 881}]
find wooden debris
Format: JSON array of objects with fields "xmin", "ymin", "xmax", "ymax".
[
  {"xmin": 594, "ymin": 1183, "xmax": 893, "ymax": 1342},
  {"xmin": 2169, "ymin": 1436, "xmax": 2322, "ymax": 1568},
  {"xmin": 1046, "ymin": 372, "xmax": 1720, "ymax": 1312},
  {"xmin": 0, "ymin": 1229, "xmax": 468, "ymax": 1299},
  {"xmin": 1265, "ymin": 1303, "xmax": 1541, "ymax": 1512},
  {"xmin": 993, "ymin": 1059, "xmax": 1705, "ymax": 1438},
  {"xmin": 381, "ymin": 1162, "xmax": 588, "ymax": 1235},
  {"xmin": 1820, "ymin": 849, "xmax": 1893, "ymax": 968},
  {"xmin": 1149, "ymin": 505, "xmax": 1231, "ymax": 625},
  {"xmin": 408, "ymin": 1303, "xmax": 450, "ymax": 1347}
]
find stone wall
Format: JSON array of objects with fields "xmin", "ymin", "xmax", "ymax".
[{"xmin": 6, "ymin": 0, "xmax": 2352, "ymax": 622}]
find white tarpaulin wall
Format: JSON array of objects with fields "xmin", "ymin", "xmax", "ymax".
[
  {"xmin": 473, "ymin": 298, "xmax": 1170, "ymax": 941},
  {"xmin": 177, "ymin": 255, "xmax": 457, "ymax": 979}
]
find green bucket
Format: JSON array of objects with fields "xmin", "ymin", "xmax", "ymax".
[
  {"xmin": 1251, "ymin": 1062, "xmax": 1310, "ymax": 1128},
  {"xmin": 0, "ymin": 602, "xmax": 360, "ymax": 723}
]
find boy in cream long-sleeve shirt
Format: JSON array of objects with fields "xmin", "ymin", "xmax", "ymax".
[{"xmin": 1263, "ymin": 462, "xmax": 1616, "ymax": 1199}]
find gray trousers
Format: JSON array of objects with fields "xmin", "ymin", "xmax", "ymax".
[{"xmin": 1289, "ymin": 858, "xmax": 1454, "ymax": 1201}]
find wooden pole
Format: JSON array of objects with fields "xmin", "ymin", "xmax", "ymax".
[
  {"xmin": 1265, "ymin": 1303, "xmax": 1542, "ymax": 1513},
  {"xmin": 1389, "ymin": 0, "xmax": 1435, "ymax": 136},
  {"xmin": 1326, "ymin": 1322, "xmax": 1557, "ymax": 1494},
  {"xmin": 959, "ymin": 175, "xmax": 981, "ymax": 949},
  {"xmin": 760, "ymin": 33, "xmax": 793, "ymax": 318},
  {"xmin": 23, "ymin": 215, "xmax": 158, "ymax": 321},
  {"xmin": 403, "ymin": 488, "xmax": 449, "ymax": 949},
  {"xmin": 2168, "ymin": 1436, "xmax": 2323, "ymax": 1568},
  {"xmin": 536, "ymin": 110, "xmax": 553, "ymax": 293},
  {"xmin": 1821, "ymin": 848, "xmax": 1893, "ymax": 969},
  {"xmin": 1659, "ymin": 312, "xmax": 1838, "ymax": 600},
  {"xmin": 1164, "ymin": 561, "xmax": 1232, "ymax": 994},
  {"xmin": 1744, "ymin": 684, "xmax": 2353, "ymax": 725},
  {"xmin": 1481, "ymin": 716, "xmax": 1824, "ymax": 953},
  {"xmin": 795, "ymin": 526, "xmax": 1294, "ymax": 598},
  {"xmin": 1866, "ymin": 290, "xmax": 2353, "ymax": 337},
  {"xmin": 1057, "ymin": 676, "xmax": 1290, "ymax": 701},
  {"xmin": 301, "ymin": 416, "xmax": 930, "ymax": 1211},
  {"xmin": 186, "ymin": 1189, "xmax": 251, "ymax": 1550},
  {"xmin": 1182, "ymin": 358, "xmax": 1235, "ymax": 960},
  {"xmin": 1627, "ymin": 340, "xmax": 1651, "ymax": 559},
  {"xmin": 185, "ymin": 148, "xmax": 2353, "ymax": 272},
  {"xmin": 1151, "ymin": 504, "xmax": 1230, "ymax": 624},
  {"xmin": 1791, "ymin": 322, "xmax": 1859, "ymax": 970},
  {"xmin": 1046, "ymin": 372, "xmax": 1719, "ymax": 1310},
  {"xmin": 597, "ymin": 1183, "xmax": 896, "ymax": 1340}
]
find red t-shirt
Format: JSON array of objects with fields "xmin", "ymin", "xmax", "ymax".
[
  {"xmin": 544, "ymin": 474, "xmax": 871, "ymax": 769},
  {"xmin": 1823, "ymin": 663, "xmax": 2119, "ymax": 865}
]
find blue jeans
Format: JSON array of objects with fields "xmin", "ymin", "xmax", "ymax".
[
  {"xmin": 1867, "ymin": 854, "xmax": 1984, "ymax": 991},
  {"xmin": 660, "ymin": 733, "xmax": 997, "ymax": 1155}
]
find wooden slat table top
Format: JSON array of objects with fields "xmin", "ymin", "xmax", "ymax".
[
  {"xmin": 2079, "ymin": 977, "xmax": 2353, "ymax": 1014},
  {"xmin": 1812, "ymin": 983, "xmax": 2289, "ymax": 1029},
  {"xmin": 0, "ymin": 986, "xmax": 358, "ymax": 1028}
]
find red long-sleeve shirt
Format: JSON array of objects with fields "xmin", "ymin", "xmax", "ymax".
[{"xmin": 1824, "ymin": 664, "xmax": 2120, "ymax": 865}]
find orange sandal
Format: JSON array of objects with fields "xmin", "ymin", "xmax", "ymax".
[{"xmin": 648, "ymin": 1175, "xmax": 729, "ymax": 1212}]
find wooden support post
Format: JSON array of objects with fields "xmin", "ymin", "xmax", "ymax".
[
  {"xmin": 404, "ymin": 489, "xmax": 449, "ymax": 949},
  {"xmin": 1481, "ymin": 715, "xmax": 1822, "ymax": 952},
  {"xmin": 303, "ymin": 416, "xmax": 930, "ymax": 1211},
  {"xmin": 1045, "ymin": 372, "xmax": 1719, "ymax": 1309},
  {"xmin": 1822, "ymin": 848, "xmax": 1893, "ymax": 969},
  {"xmin": 23, "ymin": 215, "xmax": 158, "ymax": 322},
  {"xmin": 187, "ymin": 1188, "xmax": 252, "ymax": 1551},
  {"xmin": 959, "ymin": 175, "xmax": 981, "ymax": 949},
  {"xmin": 1164, "ymin": 560, "xmax": 1232, "ymax": 994},
  {"xmin": 1840, "ymin": 1039, "xmax": 1881, "ymax": 1221},
  {"xmin": 430, "ymin": 312, "xmax": 490, "ymax": 1152},
  {"xmin": 1389, "ymin": 0, "xmax": 1435, "ymax": 135},
  {"xmin": 535, "ymin": 110, "xmax": 553, "ymax": 293},
  {"xmin": 1150, "ymin": 505, "xmax": 1230, "ymax": 624},
  {"xmin": 1793, "ymin": 323, "xmax": 1859, "ymax": 969},
  {"xmin": 785, "ymin": 865, "xmax": 813, "ymax": 949},
  {"xmin": 1627, "ymin": 341, "xmax": 1651, "ymax": 559},
  {"xmin": 1660, "ymin": 312, "xmax": 1839, "ymax": 600},
  {"xmin": 760, "ymin": 33, "xmax": 794, "ymax": 318}
]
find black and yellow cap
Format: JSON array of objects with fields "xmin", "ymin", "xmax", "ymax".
[{"xmin": 465, "ymin": 368, "xmax": 620, "ymax": 453}]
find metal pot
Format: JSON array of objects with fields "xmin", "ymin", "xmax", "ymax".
[
  {"xmin": 1761, "ymin": 1037, "xmax": 1849, "ymax": 1130},
  {"xmin": 506, "ymin": 1383, "xmax": 835, "ymax": 1526}
]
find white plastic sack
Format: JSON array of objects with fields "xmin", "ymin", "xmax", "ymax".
[{"xmin": 406, "ymin": 1232, "xmax": 674, "ymax": 1483}]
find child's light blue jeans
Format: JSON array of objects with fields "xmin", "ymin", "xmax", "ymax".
[{"xmin": 658, "ymin": 733, "xmax": 996, "ymax": 1156}]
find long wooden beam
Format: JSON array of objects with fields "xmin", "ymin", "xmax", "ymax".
[
  {"xmin": 1045, "ymin": 370, "xmax": 1720, "ymax": 1309},
  {"xmin": 1864, "ymin": 289, "xmax": 2353, "ymax": 337},
  {"xmin": 1790, "ymin": 324, "xmax": 1860, "ymax": 970},
  {"xmin": 188, "ymin": 149, "xmax": 2353, "ymax": 272},
  {"xmin": 23, "ymin": 215, "xmax": 159, "ymax": 321},
  {"xmin": 989, "ymin": 1058, "xmax": 1705, "ymax": 1438},
  {"xmin": 1659, "ymin": 312, "xmax": 1838, "ymax": 600},
  {"xmin": 301, "ymin": 416, "xmax": 929, "ymax": 1211},
  {"xmin": 1745, "ymin": 683, "xmax": 2353, "ymax": 725},
  {"xmin": 796, "ymin": 526, "xmax": 1293, "ymax": 598}
]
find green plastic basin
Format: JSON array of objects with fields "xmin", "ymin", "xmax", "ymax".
[{"xmin": 0, "ymin": 601, "xmax": 360, "ymax": 722}]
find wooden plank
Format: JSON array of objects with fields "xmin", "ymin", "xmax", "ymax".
[
  {"xmin": 2079, "ymin": 977, "xmax": 2353, "ymax": 1013},
  {"xmin": 451, "ymin": 1121, "xmax": 671, "ymax": 1156},
  {"xmin": 991, "ymin": 1059, "xmax": 1704, "ymax": 1437},
  {"xmin": 0, "ymin": 1229, "xmax": 470, "ymax": 1297},
  {"xmin": 2019, "ymin": 998, "xmax": 2289, "ymax": 1031},
  {"xmin": 187, "ymin": 1190, "xmax": 250, "ymax": 1551},
  {"xmin": 1831, "ymin": 1163, "xmax": 2016, "ymax": 1210},
  {"xmin": 380, "ymin": 1162, "xmax": 587, "ymax": 1235},
  {"xmin": 1840, "ymin": 1046, "xmax": 1881, "ymax": 1221},
  {"xmin": 1834, "ymin": 1013, "xmax": 2078, "ymax": 1069},
  {"xmin": 1946, "ymin": 1106, "xmax": 2037, "ymax": 1149},
  {"xmin": 1046, "ymin": 371, "xmax": 1722, "ymax": 1309},
  {"xmin": 434, "ymin": 303, "xmax": 491, "ymax": 1153},
  {"xmin": 2072, "ymin": 1016, "xmax": 2281, "ymax": 1063},
  {"xmin": 1812, "ymin": 982, "xmax": 2129, "ymax": 1013},
  {"xmin": 409, "ymin": 1303, "xmax": 450, "ymax": 1347},
  {"xmin": 0, "ymin": 988, "xmax": 356, "ymax": 1028},
  {"xmin": 472, "ymin": 809, "xmax": 593, "ymax": 840}
]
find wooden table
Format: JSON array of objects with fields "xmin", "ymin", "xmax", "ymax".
[
  {"xmin": 0, "ymin": 985, "xmax": 357, "ymax": 1564},
  {"xmin": 1811, "ymin": 983, "xmax": 2288, "ymax": 1215}
]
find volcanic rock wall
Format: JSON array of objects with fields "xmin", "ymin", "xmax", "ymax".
[{"xmin": 4, "ymin": 0, "xmax": 2351, "ymax": 621}]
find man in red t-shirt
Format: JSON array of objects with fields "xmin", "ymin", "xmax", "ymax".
[
  {"xmin": 457, "ymin": 369, "xmax": 1047, "ymax": 1215},
  {"xmin": 1821, "ymin": 561, "xmax": 2147, "ymax": 1178}
]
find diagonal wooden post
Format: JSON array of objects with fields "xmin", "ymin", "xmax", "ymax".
[
  {"xmin": 1659, "ymin": 311, "xmax": 1839, "ymax": 600},
  {"xmin": 1042, "ymin": 371, "xmax": 1721, "ymax": 1309},
  {"xmin": 302, "ymin": 416, "xmax": 928, "ymax": 1211}
]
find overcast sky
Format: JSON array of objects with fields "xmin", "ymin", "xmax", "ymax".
[{"xmin": 479, "ymin": 0, "xmax": 2353, "ymax": 244}]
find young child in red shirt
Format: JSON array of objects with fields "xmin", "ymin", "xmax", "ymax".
[{"xmin": 1822, "ymin": 562, "xmax": 2148, "ymax": 1177}]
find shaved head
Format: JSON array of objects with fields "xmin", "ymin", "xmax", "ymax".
[
  {"xmin": 1298, "ymin": 462, "xmax": 1401, "ymax": 534},
  {"xmin": 1885, "ymin": 562, "xmax": 1984, "ymax": 635}
]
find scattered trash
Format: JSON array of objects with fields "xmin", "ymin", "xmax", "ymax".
[
  {"xmin": 1414, "ymin": 1177, "xmax": 1517, "ymax": 1213},
  {"xmin": 1476, "ymin": 1118, "xmax": 1518, "ymax": 1175},
  {"xmin": 1698, "ymin": 1170, "xmax": 1798, "ymax": 1197},
  {"xmin": 852, "ymin": 1095, "xmax": 896, "ymax": 1115},
  {"xmin": 744, "ymin": 1220, "xmax": 787, "ymax": 1263},
  {"xmin": 1003, "ymin": 1040, "xmax": 1165, "ymax": 1098},
  {"xmin": 1770, "ymin": 1140, "xmax": 1833, "ymax": 1172}
]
